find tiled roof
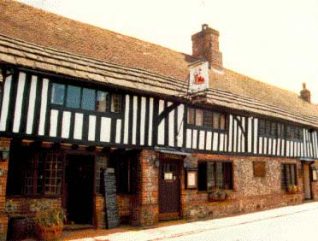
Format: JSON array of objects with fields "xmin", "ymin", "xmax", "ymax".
[{"xmin": 1, "ymin": 0, "xmax": 318, "ymax": 127}]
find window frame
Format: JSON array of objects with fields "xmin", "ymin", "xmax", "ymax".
[
  {"xmin": 7, "ymin": 145, "xmax": 63, "ymax": 197},
  {"xmin": 50, "ymin": 82, "xmax": 123, "ymax": 114},
  {"xmin": 258, "ymin": 119, "xmax": 303, "ymax": 142},
  {"xmin": 187, "ymin": 107, "xmax": 228, "ymax": 132},
  {"xmin": 198, "ymin": 160, "xmax": 233, "ymax": 192},
  {"xmin": 281, "ymin": 163, "xmax": 298, "ymax": 191}
]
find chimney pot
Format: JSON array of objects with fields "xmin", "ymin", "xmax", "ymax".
[{"xmin": 202, "ymin": 24, "xmax": 209, "ymax": 31}]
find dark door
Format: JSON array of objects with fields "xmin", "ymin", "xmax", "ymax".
[
  {"xmin": 64, "ymin": 154, "xmax": 94, "ymax": 224},
  {"xmin": 303, "ymin": 163, "xmax": 312, "ymax": 200},
  {"xmin": 159, "ymin": 159, "xmax": 181, "ymax": 218}
]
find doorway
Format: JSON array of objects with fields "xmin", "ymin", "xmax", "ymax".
[
  {"xmin": 64, "ymin": 154, "xmax": 95, "ymax": 224},
  {"xmin": 303, "ymin": 163, "xmax": 312, "ymax": 200},
  {"xmin": 159, "ymin": 158, "xmax": 181, "ymax": 220}
]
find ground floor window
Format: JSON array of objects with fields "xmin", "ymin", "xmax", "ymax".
[
  {"xmin": 198, "ymin": 161, "xmax": 233, "ymax": 191},
  {"xmin": 109, "ymin": 150, "xmax": 139, "ymax": 194},
  {"xmin": 281, "ymin": 163, "xmax": 297, "ymax": 190},
  {"xmin": 7, "ymin": 142, "xmax": 63, "ymax": 196}
]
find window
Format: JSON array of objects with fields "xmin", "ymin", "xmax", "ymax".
[
  {"xmin": 187, "ymin": 108, "xmax": 195, "ymax": 125},
  {"xmin": 220, "ymin": 114, "xmax": 226, "ymax": 130},
  {"xmin": 66, "ymin": 85, "xmax": 81, "ymax": 108},
  {"xmin": 277, "ymin": 123, "xmax": 285, "ymax": 138},
  {"xmin": 259, "ymin": 119, "xmax": 285, "ymax": 138},
  {"xmin": 198, "ymin": 161, "xmax": 233, "ymax": 191},
  {"xmin": 195, "ymin": 109, "xmax": 203, "ymax": 126},
  {"xmin": 187, "ymin": 107, "xmax": 227, "ymax": 130},
  {"xmin": 281, "ymin": 163, "xmax": 297, "ymax": 190},
  {"xmin": 213, "ymin": 113, "xmax": 220, "ymax": 129},
  {"xmin": 50, "ymin": 82, "xmax": 123, "ymax": 113},
  {"xmin": 51, "ymin": 83, "xmax": 65, "ymax": 105},
  {"xmin": 81, "ymin": 88, "xmax": 95, "ymax": 110},
  {"xmin": 111, "ymin": 94, "xmax": 122, "ymax": 113},
  {"xmin": 96, "ymin": 91, "xmax": 109, "ymax": 112},
  {"xmin": 112, "ymin": 151, "xmax": 138, "ymax": 194},
  {"xmin": 7, "ymin": 143, "xmax": 63, "ymax": 196},
  {"xmin": 286, "ymin": 125, "xmax": 302, "ymax": 141},
  {"xmin": 203, "ymin": 111, "xmax": 213, "ymax": 127}
]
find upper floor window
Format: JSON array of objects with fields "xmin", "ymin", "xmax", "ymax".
[
  {"xmin": 258, "ymin": 119, "xmax": 303, "ymax": 141},
  {"xmin": 187, "ymin": 107, "xmax": 226, "ymax": 130},
  {"xmin": 51, "ymin": 83, "xmax": 122, "ymax": 113},
  {"xmin": 51, "ymin": 83, "xmax": 65, "ymax": 105},
  {"xmin": 96, "ymin": 91, "xmax": 110, "ymax": 112},
  {"xmin": 286, "ymin": 125, "xmax": 302, "ymax": 141},
  {"xmin": 81, "ymin": 88, "xmax": 96, "ymax": 110},
  {"xmin": 258, "ymin": 119, "xmax": 284, "ymax": 138},
  {"xmin": 66, "ymin": 86, "xmax": 81, "ymax": 108},
  {"xmin": 111, "ymin": 94, "xmax": 123, "ymax": 113}
]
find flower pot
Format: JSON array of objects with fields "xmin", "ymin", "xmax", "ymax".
[{"xmin": 35, "ymin": 224, "xmax": 63, "ymax": 241}]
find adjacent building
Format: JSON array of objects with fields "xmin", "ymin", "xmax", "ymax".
[{"xmin": 0, "ymin": 0, "xmax": 318, "ymax": 239}]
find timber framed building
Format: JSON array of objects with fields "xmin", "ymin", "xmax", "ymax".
[{"xmin": 0, "ymin": 1, "xmax": 318, "ymax": 239}]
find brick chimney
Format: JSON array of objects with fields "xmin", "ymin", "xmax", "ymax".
[
  {"xmin": 300, "ymin": 83, "xmax": 311, "ymax": 103},
  {"xmin": 192, "ymin": 24, "xmax": 223, "ymax": 70}
]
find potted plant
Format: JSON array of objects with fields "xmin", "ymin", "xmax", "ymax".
[
  {"xmin": 34, "ymin": 207, "xmax": 65, "ymax": 241},
  {"xmin": 208, "ymin": 188, "xmax": 228, "ymax": 202},
  {"xmin": 287, "ymin": 185, "xmax": 298, "ymax": 194}
]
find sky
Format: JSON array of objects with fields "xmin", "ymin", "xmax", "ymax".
[{"xmin": 19, "ymin": 0, "xmax": 318, "ymax": 104}]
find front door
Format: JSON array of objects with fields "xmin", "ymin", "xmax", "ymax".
[
  {"xmin": 303, "ymin": 163, "xmax": 312, "ymax": 200},
  {"xmin": 64, "ymin": 154, "xmax": 94, "ymax": 224},
  {"xmin": 159, "ymin": 158, "xmax": 181, "ymax": 220}
]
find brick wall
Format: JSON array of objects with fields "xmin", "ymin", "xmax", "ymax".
[
  {"xmin": 312, "ymin": 182, "xmax": 318, "ymax": 200},
  {"xmin": 131, "ymin": 150, "xmax": 158, "ymax": 226},
  {"xmin": 0, "ymin": 138, "xmax": 10, "ymax": 240}
]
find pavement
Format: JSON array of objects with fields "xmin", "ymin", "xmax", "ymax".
[{"xmin": 68, "ymin": 202, "xmax": 318, "ymax": 241}]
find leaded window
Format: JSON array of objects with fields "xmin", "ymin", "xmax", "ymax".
[
  {"xmin": 198, "ymin": 161, "xmax": 233, "ymax": 191},
  {"xmin": 281, "ymin": 163, "xmax": 297, "ymax": 190},
  {"xmin": 81, "ymin": 88, "xmax": 95, "ymax": 110},
  {"xmin": 50, "ymin": 83, "xmax": 122, "ymax": 113},
  {"xmin": 7, "ymin": 143, "xmax": 63, "ymax": 196},
  {"xmin": 66, "ymin": 85, "xmax": 81, "ymax": 108},
  {"xmin": 187, "ymin": 108, "xmax": 227, "ymax": 131},
  {"xmin": 51, "ymin": 83, "xmax": 65, "ymax": 105}
]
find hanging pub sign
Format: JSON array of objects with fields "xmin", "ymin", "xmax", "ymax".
[{"xmin": 188, "ymin": 61, "xmax": 209, "ymax": 93}]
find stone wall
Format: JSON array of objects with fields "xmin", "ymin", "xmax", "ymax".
[{"xmin": 182, "ymin": 154, "xmax": 305, "ymax": 221}]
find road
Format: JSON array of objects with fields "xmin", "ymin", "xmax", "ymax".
[{"xmin": 73, "ymin": 202, "xmax": 318, "ymax": 241}]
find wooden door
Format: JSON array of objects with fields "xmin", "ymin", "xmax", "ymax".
[
  {"xmin": 159, "ymin": 159, "xmax": 181, "ymax": 218},
  {"xmin": 303, "ymin": 163, "xmax": 312, "ymax": 200}
]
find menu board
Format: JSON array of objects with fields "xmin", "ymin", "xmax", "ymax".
[{"xmin": 104, "ymin": 168, "xmax": 120, "ymax": 228}]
